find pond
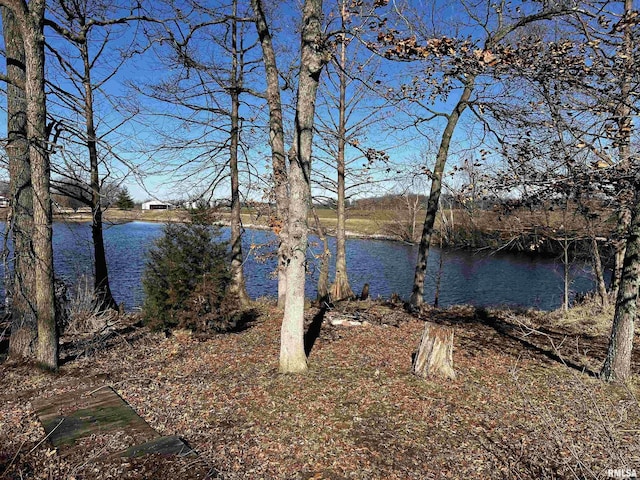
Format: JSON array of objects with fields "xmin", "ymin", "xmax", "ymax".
[{"xmin": 8, "ymin": 221, "xmax": 608, "ymax": 311}]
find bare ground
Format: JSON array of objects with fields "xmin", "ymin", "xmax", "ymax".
[{"xmin": 1, "ymin": 300, "xmax": 639, "ymax": 479}]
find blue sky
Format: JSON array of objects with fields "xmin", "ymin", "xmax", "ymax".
[
  {"xmin": 0, "ymin": 0, "xmax": 593, "ymax": 203},
  {"xmin": 0, "ymin": 1, "xmax": 460, "ymax": 203}
]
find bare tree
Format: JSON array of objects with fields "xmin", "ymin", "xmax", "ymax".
[
  {"xmin": 251, "ymin": 0, "xmax": 289, "ymax": 308},
  {"xmin": 312, "ymin": 0, "xmax": 393, "ymax": 302},
  {"xmin": 141, "ymin": 0, "xmax": 259, "ymax": 306},
  {"xmin": 325, "ymin": 0, "xmax": 354, "ymax": 301},
  {"xmin": 600, "ymin": 0, "xmax": 638, "ymax": 382},
  {"xmin": 254, "ymin": 0, "xmax": 330, "ymax": 373},
  {"xmin": 43, "ymin": 0, "xmax": 148, "ymax": 311},
  {"xmin": 475, "ymin": 0, "xmax": 638, "ymax": 380},
  {"xmin": 280, "ymin": 0, "xmax": 329, "ymax": 373},
  {"xmin": 372, "ymin": 0, "xmax": 577, "ymax": 308},
  {"xmin": 227, "ymin": 0, "xmax": 251, "ymax": 306}
]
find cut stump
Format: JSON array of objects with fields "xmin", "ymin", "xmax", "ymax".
[{"xmin": 412, "ymin": 323, "xmax": 456, "ymax": 380}]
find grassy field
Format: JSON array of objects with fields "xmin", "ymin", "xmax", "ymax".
[
  {"xmin": 0, "ymin": 199, "xmax": 616, "ymax": 247},
  {"xmin": 1, "ymin": 299, "xmax": 638, "ymax": 479},
  {"xmin": 73, "ymin": 205, "xmax": 617, "ymax": 245}
]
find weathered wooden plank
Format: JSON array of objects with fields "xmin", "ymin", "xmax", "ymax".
[
  {"xmin": 114, "ymin": 435, "xmax": 196, "ymax": 458},
  {"xmin": 33, "ymin": 386, "xmax": 158, "ymax": 447},
  {"xmin": 33, "ymin": 385, "xmax": 198, "ymax": 462}
]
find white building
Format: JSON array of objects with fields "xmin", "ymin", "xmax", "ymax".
[
  {"xmin": 141, "ymin": 200, "xmax": 173, "ymax": 210},
  {"xmin": 0, "ymin": 196, "xmax": 10, "ymax": 208}
]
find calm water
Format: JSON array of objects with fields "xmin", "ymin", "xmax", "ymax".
[{"xmin": 7, "ymin": 221, "xmax": 606, "ymax": 311}]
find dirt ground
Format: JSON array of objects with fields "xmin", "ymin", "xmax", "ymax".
[{"xmin": 1, "ymin": 300, "xmax": 639, "ymax": 479}]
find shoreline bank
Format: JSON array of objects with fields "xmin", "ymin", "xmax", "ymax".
[{"xmin": 49, "ymin": 208, "xmax": 613, "ymax": 261}]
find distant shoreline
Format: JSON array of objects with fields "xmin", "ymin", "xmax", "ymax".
[
  {"xmin": 0, "ymin": 206, "xmax": 612, "ymax": 258},
  {"xmin": 51, "ymin": 209, "xmax": 402, "ymax": 242}
]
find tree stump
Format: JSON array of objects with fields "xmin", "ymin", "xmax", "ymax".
[{"xmin": 412, "ymin": 323, "xmax": 456, "ymax": 380}]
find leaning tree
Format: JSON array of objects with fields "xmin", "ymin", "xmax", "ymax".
[{"xmin": 370, "ymin": 0, "xmax": 581, "ymax": 308}]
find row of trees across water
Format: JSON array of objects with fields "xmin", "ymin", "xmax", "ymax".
[{"xmin": 0, "ymin": 0, "xmax": 639, "ymax": 381}]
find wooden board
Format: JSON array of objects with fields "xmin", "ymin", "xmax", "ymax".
[
  {"xmin": 33, "ymin": 385, "xmax": 158, "ymax": 448},
  {"xmin": 32, "ymin": 385, "xmax": 194, "ymax": 459},
  {"xmin": 113, "ymin": 435, "xmax": 195, "ymax": 458}
]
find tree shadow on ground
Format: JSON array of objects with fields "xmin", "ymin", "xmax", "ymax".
[
  {"xmin": 473, "ymin": 307, "xmax": 599, "ymax": 377},
  {"xmin": 0, "ymin": 316, "xmax": 11, "ymax": 364},
  {"xmin": 422, "ymin": 306, "xmax": 607, "ymax": 377},
  {"xmin": 59, "ymin": 321, "xmax": 148, "ymax": 366},
  {"xmin": 211, "ymin": 307, "xmax": 260, "ymax": 335},
  {"xmin": 59, "ymin": 308, "xmax": 261, "ymax": 366},
  {"xmin": 304, "ymin": 306, "xmax": 327, "ymax": 357}
]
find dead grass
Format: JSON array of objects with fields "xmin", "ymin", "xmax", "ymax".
[
  {"xmin": 53, "ymin": 206, "xmax": 615, "ymax": 247},
  {"xmin": 1, "ymin": 300, "xmax": 638, "ymax": 479},
  {"xmin": 546, "ymin": 295, "xmax": 617, "ymax": 337},
  {"xmin": 64, "ymin": 276, "xmax": 120, "ymax": 336}
]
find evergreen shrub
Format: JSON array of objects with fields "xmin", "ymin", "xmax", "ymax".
[{"xmin": 142, "ymin": 210, "xmax": 237, "ymax": 331}]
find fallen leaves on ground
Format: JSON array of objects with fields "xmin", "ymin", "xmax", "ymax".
[{"xmin": 1, "ymin": 299, "xmax": 639, "ymax": 479}]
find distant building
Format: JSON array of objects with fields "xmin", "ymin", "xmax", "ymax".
[
  {"xmin": 141, "ymin": 200, "xmax": 173, "ymax": 210},
  {"xmin": 0, "ymin": 196, "xmax": 10, "ymax": 208}
]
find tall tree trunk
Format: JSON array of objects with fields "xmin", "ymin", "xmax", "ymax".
[
  {"xmin": 612, "ymin": 207, "xmax": 631, "ymax": 298},
  {"xmin": 601, "ymin": 190, "xmax": 640, "ymax": 382},
  {"xmin": 330, "ymin": 4, "xmax": 354, "ymax": 302},
  {"xmin": 251, "ymin": 0, "xmax": 289, "ymax": 308},
  {"xmin": 81, "ymin": 41, "xmax": 117, "ymax": 311},
  {"xmin": 562, "ymin": 233, "xmax": 569, "ymax": 312},
  {"xmin": 228, "ymin": 90, "xmax": 250, "ymax": 306},
  {"xmin": 3, "ymin": 6, "xmax": 37, "ymax": 358},
  {"xmin": 601, "ymin": 0, "xmax": 635, "ymax": 382},
  {"xmin": 611, "ymin": 0, "xmax": 634, "ymax": 299},
  {"xmin": 19, "ymin": 0, "xmax": 58, "ymax": 369},
  {"xmin": 280, "ymin": 0, "xmax": 326, "ymax": 373},
  {"xmin": 409, "ymin": 78, "xmax": 474, "ymax": 308},
  {"xmin": 228, "ymin": 0, "xmax": 250, "ymax": 307}
]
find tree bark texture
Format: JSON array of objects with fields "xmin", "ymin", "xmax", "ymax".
[
  {"xmin": 3, "ymin": 6, "xmax": 37, "ymax": 359},
  {"xmin": 612, "ymin": 0, "xmax": 634, "ymax": 299},
  {"xmin": 228, "ymin": 0, "xmax": 250, "ymax": 307},
  {"xmin": 4, "ymin": 0, "xmax": 59, "ymax": 369},
  {"xmin": 280, "ymin": 0, "xmax": 326, "ymax": 373},
  {"xmin": 600, "ymin": 0, "xmax": 636, "ymax": 383},
  {"xmin": 413, "ymin": 323, "xmax": 456, "ymax": 380},
  {"xmin": 612, "ymin": 206, "xmax": 631, "ymax": 298},
  {"xmin": 410, "ymin": 78, "xmax": 475, "ymax": 307},
  {"xmin": 330, "ymin": 8, "xmax": 354, "ymax": 302},
  {"xmin": 562, "ymin": 234, "xmax": 569, "ymax": 312},
  {"xmin": 601, "ymin": 193, "xmax": 640, "ymax": 382},
  {"xmin": 251, "ymin": 0, "xmax": 289, "ymax": 309}
]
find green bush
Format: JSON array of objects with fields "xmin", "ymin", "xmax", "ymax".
[
  {"xmin": 115, "ymin": 187, "xmax": 135, "ymax": 210},
  {"xmin": 142, "ymin": 212, "xmax": 232, "ymax": 331}
]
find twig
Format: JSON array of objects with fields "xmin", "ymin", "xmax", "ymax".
[
  {"xmin": 28, "ymin": 419, "xmax": 64, "ymax": 454},
  {"xmin": 71, "ymin": 436, "xmax": 117, "ymax": 476},
  {"xmin": 1, "ymin": 439, "xmax": 26, "ymax": 477},
  {"xmin": 87, "ymin": 384, "xmax": 111, "ymax": 396},
  {"xmin": 113, "ymin": 329, "xmax": 133, "ymax": 350}
]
